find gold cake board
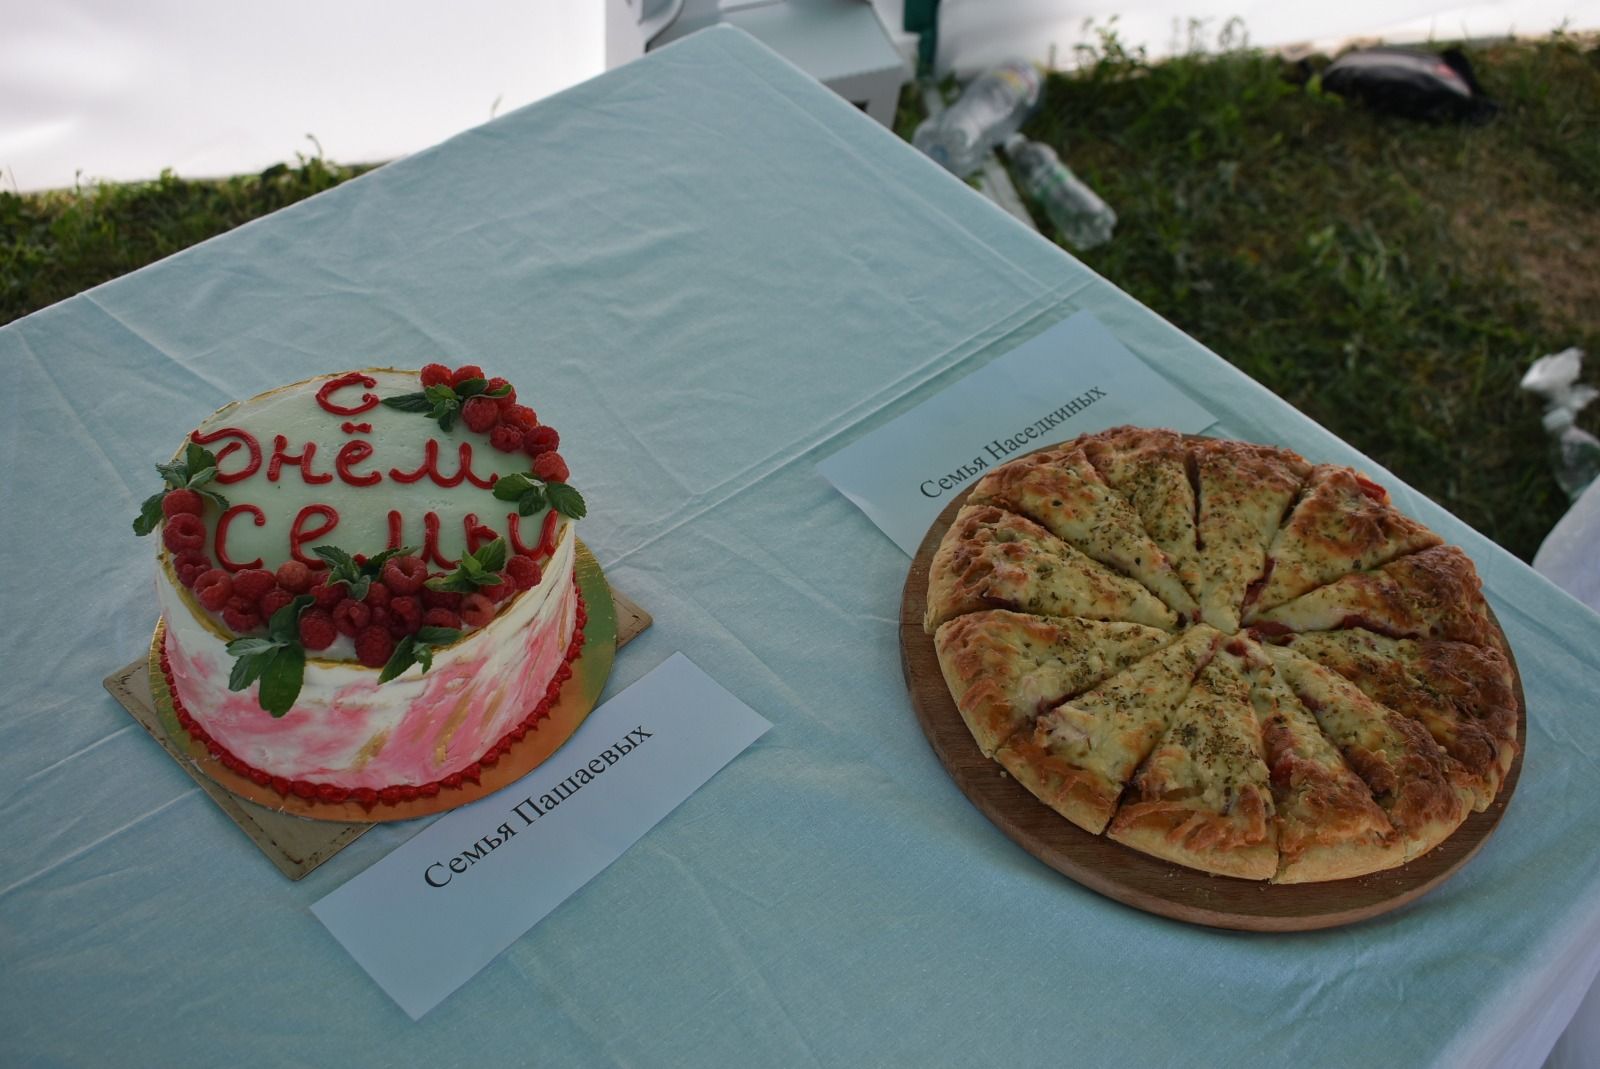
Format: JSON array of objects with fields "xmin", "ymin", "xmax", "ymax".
[{"xmin": 103, "ymin": 543, "xmax": 650, "ymax": 880}]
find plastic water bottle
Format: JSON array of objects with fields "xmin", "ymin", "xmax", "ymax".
[
  {"xmin": 913, "ymin": 61, "xmax": 1041, "ymax": 178},
  {"xmin": 1002, "ymin": 135, "xmax": 1117, "ymax": 249},
  {"xmin": 1522, "ymin": 348, "xmax": 1600, "ymax": 500}
]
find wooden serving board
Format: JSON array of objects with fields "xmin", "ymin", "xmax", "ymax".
[{"xmin": 899, "ymin": 487, "xmax": 1526, "ymax": 932}]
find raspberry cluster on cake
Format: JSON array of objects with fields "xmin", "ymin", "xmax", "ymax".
[{"xmin": 134, "ymin": 364, "xmax": 589, "ymax": 806}]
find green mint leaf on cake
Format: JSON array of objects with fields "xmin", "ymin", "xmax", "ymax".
[
  {"xmin": 132, "ymin": 492, "xmax": 167, "ymax": 536},
  {"xmin": 425, "ymin": 538, "xmax": 508, "ymax": 593},
  {"xmin": 377, "ymin": 636, "xmax": 418, "ymax": 684},
  {"xmin": 417, "ymin": 626, "xmax": 465, "ymax": 645},
  {"xmin": 453, "ymin": 377, "xmax": 489, "ymax": 398},
  {"xmin": 492, "ymin": 473, "xmax": 535, "ymax": 501},
  {"xmin": 484, "ymin": 382, "xmax": 512, "ymax": 398},
  {"xmin": 257, "ymin": 645, "xmax": 307, "ymax": 718},
  {"xmin": 268, "ymin": 595, "xmax": 315, "ymax": 645},
  {"xmin": 155, "ymin": 460, "xmax": 190, "ymax": 488},
  {"xmin": 545, "ymin": 482, "xmax": 587, "ymax": 520},
  {"xmin": 382, "ymin": 392, "xmax": 434, "ymax": 413},
  {"xmin": 517, "ymin": 487, "xmax": 548, "ymax": 516},
  {"xmin": 224, "ymin": 598, "xmax": 313, "ymax": 717},
  {"xmin": 378, "ymin": 627, "xmax": 466, "ymax": 683}
]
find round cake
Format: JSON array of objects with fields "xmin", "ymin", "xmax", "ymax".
[
  {"xmin": 924, "ymin": 427, "xmax": 1519, "ymax": 883},
  {"xmin": 133, "ymin": 364, "xmax": 588, "ymax": 806}
]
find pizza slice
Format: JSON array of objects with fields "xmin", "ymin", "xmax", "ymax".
[
  {"xmin": 1247, "ymin": 464, "xmax": 1442, "ymax": 617},
  {"xmin": 1244, "ymin": 644, "xmax": 1405, "ymax": 882},
  {"xmin": 1246, "ymin": 545, "xmax": 1495, "ymax": 646},
  {"xmin": 934, "ymin": 610, "xmax": 1174, "ymax": 757},
  {"xmin": 1272, "ymin": 629, "xmax": 1517, "ymax": 811},
  {"xmin": 1106, "ymin": 644, "xmax": 1278, "ymax": 879},
  {"xmin": 967, "ymin": 447, "xmax": 1199, "ymax": 620},
  {"xmin": 1265, "ymin": 646, "xmax": 1469, "ymax": 861},
  {"xmin": 1191, "ymin": 438, "xmax": 1312, "ymax": 633},
  {"xmin": 1080, "ymin": 426, "xmax": 1204, "ymax": 604},
  {"xmin": 923, "ymin": 504, "xmax": 1179, "ymax": 633},
  {"xmin": 996, "ymin": 625, "xmax": 1221, "ymax": 835}
]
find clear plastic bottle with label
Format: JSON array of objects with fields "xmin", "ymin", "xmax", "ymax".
[
  {"xmin": 1002, "ymin": 134, "xmax": 1117, "ymax": 250},
  {"xmin": 912, "ymin": 60, "xmax": 1042, "ymax": 178}
]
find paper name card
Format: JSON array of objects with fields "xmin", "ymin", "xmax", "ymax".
[
  {"xmin": 817, "ymin": 311, "xmax": 1217, "ymax": 554},
  {"xmin": 312, "ymin": 652, "xmax": 772, "ymax": 1019}
]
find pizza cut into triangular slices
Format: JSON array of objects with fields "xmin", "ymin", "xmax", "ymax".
[
  {"xmin": 1265, "ymin": 647, "xmax": 1469, "ymax": 861},
  {"xmin": 923, "ymin": 505, "xmax": 1180, "ymax": 633},
  {"xmin": 934, "ymin": 610, "xmax": 1174, "ymax": 757},
  {"xmin": 1247, "ymin": 464, "xmax": 1442, "ymax": 618},
  {"xmin": 967, "ymin": 447, "xmax": 1199, "ymax": 620},
  {"xmin": 1272, "ymin": 629, "xmax": 1517, "ymax": 811},
  {"xmin": 1106, "ymin": 644, "xmax": 1279, "ymax": 880},
  {"xmin": 1243, "ymin": 644, "xmax": 1405, "ymax": 883},
  {"xmin": 1191, "ymin": 438, "xmax": 1312, "ymax": 633},
  {"xmin": 996, "ymin": 625, "xmax": 1221, "ymax": 835},
  {"xmin": 1246, "ymin": 544, "xmax": 1495, "ymax": 646},
  {"xmin": 1080, "ymin": 426, "xmax": 1204, "ymax": 605}
]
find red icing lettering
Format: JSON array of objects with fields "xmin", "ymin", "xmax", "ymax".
[
  {"xmin": 335, "ymin": 440, "xmax": 381, "ymax": 487},
  {"xmin": 290, "ymin": 505, "xmax": 340, "ymax": 567},
  {"xmin": 190, "ymin": 428, "xmax": 262, "ymax": 485},
  {"xmin": 388, "ymin": 440, "xmax": 496, "ymax": 489},
  {"xmin": 315, "ymin": 372, "xmax": 379, "ymax": 416},
  {"xmin": 506, "ymin": 512, "xmax": 538, "ymax": 557},
  {"xmin": 463, "ymin": 513, "xmax": 500, "ymax": 555},
  {"xmin": 268, "ymin": 435, "xmax": 334, "ymax": 484},
  {"xmin": 422, "ymin": 512, "xmax": 452, "ymax": 569},
  {"xmin": 340, "ymin": 422, "xmax": 373, "ymax": 434},
  {"xmin": 539, "ymin": 509, "xmax": 560, "ymax": 558},
  {"xmin": 215, "ymin": 505, "xmax": 266, "ymax": 571},
  {"xmin": 387, "ymin": 510, "xmax": 404, "ymax": 551}
]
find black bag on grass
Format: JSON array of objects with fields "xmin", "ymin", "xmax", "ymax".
[{"xmin": 1322, "ymin": 47, "xmax": 1498, "ymax": 122}]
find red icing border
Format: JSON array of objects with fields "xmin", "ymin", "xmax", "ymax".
[{"xmin": 159, "ymin": 586, "xmax": 589, "ymax": 810}]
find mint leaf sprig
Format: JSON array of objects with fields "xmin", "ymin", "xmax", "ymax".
[
  {"xmin": 491, "ymin": 472, "xmax": 586, "ymax": 520},
  {"xmin": 381, "ymin": 377, "xmax": 510, "ymax": 432},
  {"xmin": 424, "ymin": 538, "xmax": 508, "ymax": 594},
  {"xmin": 132, "ymin": 442, "xmax": 231, "ymax": 535},
  {"xmin": 378, "ymin": 626, "xmax": 467, "ymax": 683},
  {"xmin": 225, "ymin": 595, "xmax": 314, "ymax": 717},
  {"xmin": 313, "ymin": 544, "xmax": 416, "ymax": 601}
]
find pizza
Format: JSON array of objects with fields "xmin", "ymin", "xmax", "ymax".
[{"xmin": 925, "ymin": 428, "xmax": 1519, "ymax": 883}]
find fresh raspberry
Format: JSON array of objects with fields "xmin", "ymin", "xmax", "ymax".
[
  {"xmin": 232, "ymin": 568, "xmax": 276, "ymax": 602},
  {"xmin": 162, "ymin": 488, "xmax": 205, "ymax": 518},
  {"xmin": 194, "ymin": 569, "xmax": 234, "ymax": 611},
  {"xmin": 310, "ymin": 574, "xmax": 344, "ymax": 609},
  {"xmin": 487, "ymin": 575, "xmax": 517, "ymax": 603},
  {"xmin": 506, "ymin": 555, "xmax": 542, "ymax": 591},
  {"xmin": 333, "ymin": 598, "xmax": 372, "ymax": 638},
  {"xmin": 522, "ymin": 425, "xmax": 560, "ymax": 456},
  {"xmin": 451, "ymin": 364, "xmax": 485, "ymax": 388},
  {"xmin": 364, "ymin": 581, "xmax": 391, "ymax": 609},
  {"xmin": 173, "ymin": 551, "xmax": 211, "ymax": 587},
  {"xmin": 421, "ymin": 587, "xmax": 463, "ymax": 611},
  {"xmin": 489, "ymin": 424, "xmax": 524, "ymax": 453},
  {"xmin": 422, "ymin": 608, "xmax": 463, "ymax": 630},
  {"xmin": 222, "ymin": 597, "xmax": 263, "ymax": 633},
  {"xmin": 460, "ymin": 593, "xmax": 496, "ymax": 629},
  {"xmin": 419, "ymin": 363, "xmax": 453, "ymax": 388},
  {"xmin": 162, "ymin": 513, "xmax": 207, "ymax": 553},
  {"xmin": 354, "ymin": 626, "xmax": 396, "ymax": 669},
  {"xmin": 381, "ymin": 555, "xmax": 428, "ymax": 595},
  {"xmin": 462, "ymin": 395, "xmax": 500, "ymax": 433},
  {"xmin": 532, "ymin": 452, "xmax": 569, "ymax": 484},
  {"xmin": 274, "ymin": 559, "xmax": 312, "ymax": 594},
  {"xmin": 298, "ymin": 609, "xmax": 337, "ymax": 651},
  {"xmin": 485, "ymin": 377, "xmax": 516, "ymax": 410},
  {"xmin": 501, "ymin": 404, "xmax": 539, "ymax": 432},
  {"xmin": 388, "ymin": 595, "xmax": 423, "ymax": 635},
  {"xmin": 259, "ymin": 587, "xmax": 295, "ymax": 620},
  {"xmin": 369, "ymin": 606, "xmax": 394, "ymax": 635}
]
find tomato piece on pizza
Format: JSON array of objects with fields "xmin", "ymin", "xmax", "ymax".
[
  {"xmin": 1245, "ymin": 644, "xmax": 1405, "ymax": 883},
  {"xmin": 997, "ymin": 625, "xmax": 1220, "ymax": 835},
  {"xmin": 1106, "ymin": 644, "xmax": 1279, "ymax": 880},
  {"xmin": 923, "ymin": 504, "xmax": 1180, "ymax": 633},
  {"xmin": 934, "ymin": 610, "xmax": 1175, "ymax": 757},
  {"xmin": 1265, "ymin": 646, "xmax": 1469, "ymax": 861},
  {"xmin": 1272, "ymin": 629, "xmax": 1517, "ymax": 811},
  {"xmin": 1080, "ymin": 426, "xmax": 1204, "ymax": 606},
  {"xmin": 1246, "ymin": 464, "xmax": 1442, "ymax": 618},
  {"xmin": 967, "ymin": 447, "xmax": 1200, "ymax": 620},
  {"xmin": 1191, "ymin": 438, "xmax": 1312, "ymax": 633},
  {"xmin": 1247, "ymin": 545, "xmax": 1494, "ymax": 646}
]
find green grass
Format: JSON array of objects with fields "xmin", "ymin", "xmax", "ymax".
[
  {"xmin": 905, "ymin": 30, "xmax": 1600, "ymax": 561},
  {"xmin": 4, "ymin": 35, "xmax": 1598, "ymax": 560},
  {"xmin": 1, "ymin": 156, "xmax": 373, "ymax": 324}
]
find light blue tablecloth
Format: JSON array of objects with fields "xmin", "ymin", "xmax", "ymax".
[{"xmin": 4, "ymin": 28, "xmax": 1598, "ymax": 1068}]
